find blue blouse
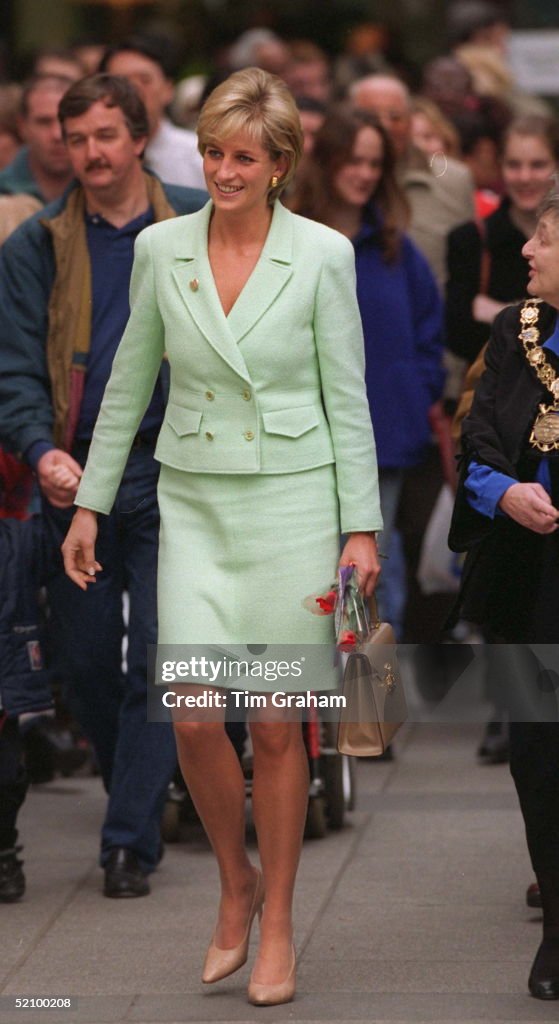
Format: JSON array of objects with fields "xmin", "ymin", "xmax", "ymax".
[{"xmin": 465, "ymin": 313, "xmax": 559, "ymax": 517}]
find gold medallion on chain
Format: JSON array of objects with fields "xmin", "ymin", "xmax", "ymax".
[{"xmin": 518, "ymin": 300, "xmax": 559, "ymax": 453}]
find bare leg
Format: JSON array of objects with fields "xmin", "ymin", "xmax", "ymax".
[
  {"xmin": 174, "ymin": 712, "xmax": 257, "ymax": 947},
  {"xmin": 249, "ymin": 718, "xmax": 309, "ymax": 983}
]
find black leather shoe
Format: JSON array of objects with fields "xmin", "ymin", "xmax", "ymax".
[
  {"xmin": 0, "ymin": 847, "xmax": 25, "ymax": 902},
  {"xmin": 103, "ymin": 848, "xmax": 150, "ymax": 898},
  {"xmin": 528, "ymin": 940, "xmax": 559, "ymax": 999}
]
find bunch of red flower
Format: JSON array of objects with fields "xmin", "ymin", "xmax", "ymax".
[
  {"xmin": 337, "ymin": 630, "xmax": 357, "ymax": 652},
  {"xmin": 314, "ymin": 588, "xmax": 358, "ymax": 650},
  {"xmin": 315, "ymin": 589, "xmax": 336, "ymax": 614}
]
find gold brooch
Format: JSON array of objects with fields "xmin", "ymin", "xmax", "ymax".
[{"xmin": 189, "ymin": 278, "xmax": 199, "ymax": 292}]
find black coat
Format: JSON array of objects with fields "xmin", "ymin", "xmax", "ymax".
[
  {"xmin": 445, "ymin": 199, "xmax": 529, "ymax": 363},
  {"xmin": 449, "ymin": 301, "xmax": 559, "ymax": 641}
]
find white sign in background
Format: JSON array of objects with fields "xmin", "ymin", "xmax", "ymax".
[{"xmin": 508, "ymin": 30, "xmax": 559, "ymax": 95}]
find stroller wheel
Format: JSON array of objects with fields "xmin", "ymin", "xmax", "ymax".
[
  {"xmin": 320, "ymin": 722, "xmax": 357, "ymax": 829},
  {"xmin": 343, "ymin": 755, "xmax": 357, "ymax": 811},
  {"xmin": 305, "ymin": 795, "xmax": 328, "ymax": 839},
  {"xmin": 323, "ymin": 753, "xmax": 345, "ymax": 829}
]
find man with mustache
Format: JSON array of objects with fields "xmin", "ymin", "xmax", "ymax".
[{"xmin": 0, "ymin": 74, "xmax": 206, "ymax": 897}]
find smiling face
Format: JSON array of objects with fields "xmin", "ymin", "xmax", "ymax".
[
  {"xmin": 331, "ymin": 126, "xmax": 384, "ymax": 210},
  {"xmin": 202, "ymin": 130, "xmax": 287, "ymax": 217},
  {"xmin": 63, "ymin": 99, "xmax": 146, "ymax": 199},
  {"xmin": 523, "ymin": 212, "xmax": 559, "ymax": 308},
  {"xmin": 502, "ymin": 132, "xmax": 556, "ymax": 216}
]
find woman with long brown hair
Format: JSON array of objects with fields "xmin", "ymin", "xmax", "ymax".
[{"xmin": 290, "ymin": 105, "xmax": 444, "ymax": 624}]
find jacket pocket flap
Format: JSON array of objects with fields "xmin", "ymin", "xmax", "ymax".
[
  {"xmin": 262, "ymin": 406, "xmax": 319, "ymax": 439},
  {"xmin": 167, "ymin": 404, "xmax": 202, "ymax": 437}
]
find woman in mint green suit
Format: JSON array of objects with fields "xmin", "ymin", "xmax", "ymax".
[{"xmin": 63, "ymin": 69, "xmax": 382, "ymax": 1006}]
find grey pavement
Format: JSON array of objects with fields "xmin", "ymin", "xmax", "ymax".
[{"xmin": 1, "ymin": 721, "xmax": 557, "ymax": 1024}]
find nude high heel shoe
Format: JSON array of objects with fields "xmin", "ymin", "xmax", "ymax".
[
  {"xmin": 202, "ymin": 870, "xmax": 264, "ymax": 984},
  {"xmin": 247, "ymin": 945, "xmax": 296, "ymax": 1006}
]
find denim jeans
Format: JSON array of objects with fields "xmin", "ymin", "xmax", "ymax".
[
  {"xmin": 376, "ymin": 468, "xmax": 406, "ymax": 637},
  {"xmin": 42, "ymin": 443, "xmax": 176, "ymax": 872}
]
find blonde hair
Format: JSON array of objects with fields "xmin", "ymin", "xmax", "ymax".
[
  {"xmin": 410, "ymin": 97, "xmax": 461, "ymax": 159},
  {"xmin": 197, "ymin": 67, "xmax": 303, "ymax": 202}
]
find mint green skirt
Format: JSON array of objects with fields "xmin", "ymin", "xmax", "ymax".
[{"xmin": 157, "ymin": 464, "xmax": 340, "ymax": 691}]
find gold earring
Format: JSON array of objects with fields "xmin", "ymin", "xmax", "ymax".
[{"xmin": 271, "ymin": 175, "xmax": 279, "ymax": 189}]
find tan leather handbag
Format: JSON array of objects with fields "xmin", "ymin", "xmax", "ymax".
[{"xmin": 336, "ymin": 570, "xmax": 407, "ymax": 757}]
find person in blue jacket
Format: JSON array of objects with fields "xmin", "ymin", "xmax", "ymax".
[
  {"xmin": 0, "ymin": 515, "xmax": 52, "ymax": 901},
  {"xmin": 290, "ymin": 105, "xmax": 445, "ymax": 619}
]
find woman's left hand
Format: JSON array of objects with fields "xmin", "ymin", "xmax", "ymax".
[{"xmin": 339, "ymin": 532, "xmax": 381, "ymax": 597}]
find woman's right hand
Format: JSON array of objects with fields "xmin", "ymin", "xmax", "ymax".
[
  {"xmin": 499, "ymin": 482, "xmax": 559, "ymax": 534},
  {"xmin": 61, "ymin": 508, "xmax": 103, "ymax": 590}
]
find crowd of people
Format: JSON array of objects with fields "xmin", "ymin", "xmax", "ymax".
[{"xmin": 0, "ymin": 0, "xmax": 558, "ymax": 1007}]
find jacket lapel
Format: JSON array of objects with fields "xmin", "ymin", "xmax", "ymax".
[
  {"xmin": 171, "ymin": 203, "xmax": 251, "ymax": 382},
  {"xmin": 226, "ymin": 201, "xmax": 293, "ymax": 344},
  {"xmin": 171, "ymin": 201, "xmax": 293, "ymax": 379}
]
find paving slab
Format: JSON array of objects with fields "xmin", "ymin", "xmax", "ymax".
[{"xmin": 0, "ymin": 723, "xmax": 555, "ymax": 1024}]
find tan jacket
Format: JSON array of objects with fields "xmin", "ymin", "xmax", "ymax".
[
  {"xmin": 402, "ymin": 147, "xmax": 475, "ymax": 291},
  {"xmin": 44, "ymin": 176, "xmax": 179, "ymax": 449},
  {"xmin": 451, "ymin": 344, "xmax": 488, "ymax": 447}
]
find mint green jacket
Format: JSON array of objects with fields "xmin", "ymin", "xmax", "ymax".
[{"xmin": 75, "ymin": 200, "xmax": 382, "ymax": 534}]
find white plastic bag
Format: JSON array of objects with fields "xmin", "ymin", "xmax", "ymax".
[{"xmin": 417, "ymin": 484, "xmax": 462, "ymax": 595}]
